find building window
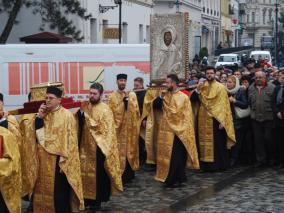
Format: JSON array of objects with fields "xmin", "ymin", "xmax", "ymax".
[
  {"xmin": 146, "ymin": 25, "xmax": 150, "ymax": 44},
  {"xmin": 139, "ymin": 24, "xmax": 143, "ymax": 44},
  {"xmin": 211, "ymin": 9, "xmax": 213, "ymax": 15},
  {"xmin": 252, "ymin": 12, "xmax": 255, "ymax": 23},
  {"xmin": 217, "ymin": 11, "xmax": 219, "ymax": 16},
  {"xmin": 122, "ymin": 22, "xmax": 128, "ymax": 44},
  {"xmin": 102, "ymin": 19, "xmax": 108, "ymax": 43},
  {"xmin": 263, "ymin": 10, "xmax": 266, "ymax": 24},
  {"xmin": 90, "ymin": 18, "xmax": 97, "ymax": 43},
  {"xmin": 269, "ymin": 9, "xmax": 272, "ymax": 21},
  {"xmin": 203, "ymin": 7, "xmax": 205, "ymax": 13},
  {"xmin": 248, "ymin": 33, "xmax": 254, "ymax": 40},
  {"xmin": 247, "ymin": 14, "xmax": 250, "ymax": 23},
  {"xmin": 207, "ymin": 8, "xmax": 209, "ymax": 14}
]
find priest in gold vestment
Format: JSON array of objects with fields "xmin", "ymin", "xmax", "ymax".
[
  {"xmin": 76, "ymin": 83, "xmax": 123, "ymax": 211},
  {"xmin": 0, "ymin": 93, "xmax": 22, "ymax": 151},
  {"xmin": 0, "ymin": 96, "xmax": 22, "ymax": 213},
  {"xmin": 23, "ymin": 86, "xmax": 84, "ymax": 213},
  {"xmin": 191, "ymin": 66, "xmax": 236, "ymax": 172},
  {"xmin": 108, "ymin": 74, "xmax": 140, "ymax": 184},
  {"xmin": 152, "ymin": 74, "xmax": 200, "ymax": 187},
  {"xmin": 18, "ymin": 93, "xmax": 38, "ymax": 200}
]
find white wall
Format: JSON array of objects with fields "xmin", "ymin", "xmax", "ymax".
[{"xmin": 77, "ymin": 0, "xmax": 153, "ymax": 44}]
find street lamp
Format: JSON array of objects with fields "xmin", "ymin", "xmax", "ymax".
[
  {"xmin": 275, "ymin": 0, "xmax": 279, "ymax": 67},
  {"xmin": 114, "ymin": 0, "xmax": 122, "ymax": 44}
]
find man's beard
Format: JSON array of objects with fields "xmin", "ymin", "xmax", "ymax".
[
  {"xmin": 89, "ymin": 97, "xmax": 100, "ymax": 105},
  {"xmin": 206, "ymin": 77, "xmax": 214, "ymax": 82},
  {"xmin": 118, "ymin": 85, "xmax": 126, "ymax": 91},
  {"xmin": 167, "ymin": 86, "xmax": 173, "ymax": 92}
]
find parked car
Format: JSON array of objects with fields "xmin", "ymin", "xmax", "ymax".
[{"xmin": 215, "ymin": 54, "xmax": 241, "ymax": 68}]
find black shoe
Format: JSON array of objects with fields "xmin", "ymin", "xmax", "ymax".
[
  {"xmin": 141, "ymin": 164, "xmax": 156, "ymax": 172},
  {"xmin": 24, "ymin": 202, "xmax": 33, "ymax": 213},
  {"xmin": 89, "ymin": 204, "xmax": 101, "ymax": 212},
  {"xmin": 254, "ymin": 162, "xmax": 266, "ymax": 168},
  {"xmin": 163, "ymin": 183, "xmax": 178, "ymax": 188},
  {"xmin": 269, "ymin": 160, "xmax": 276, "ymax": 167},
  {"xmin": 230, "ymin": 159, "xmax": 237, "ymax": 168},
  {"xmin": 276, "ymin": 164, "xmax": 284, "ymax": 170}
]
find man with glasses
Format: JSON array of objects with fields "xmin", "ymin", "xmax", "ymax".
[{"xmin": 24, "ymin": 86, "xmax": 84, "ymax": 213}]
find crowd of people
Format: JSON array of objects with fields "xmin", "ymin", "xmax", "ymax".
[
  {"xmin": 187, "ymin": 59, "xmax": 284, "ymax": 169},
  {"xmin": 0, "ymin": 57, "xmax": 283, "ymax": 213}
]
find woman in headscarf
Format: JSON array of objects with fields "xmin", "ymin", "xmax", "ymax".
[{"xmin": 226, "ymin": 75, "xmax": 249, "ymax": 167}]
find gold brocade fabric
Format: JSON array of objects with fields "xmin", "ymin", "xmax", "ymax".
[
  {"xmin": 33, "ymin": 146, "xmax": 57, "ymax": 213},
  {"xmin": 140, "ymin": 90, "xmax": 161, "ymax": 164},
  {"xmin": 79, "ymin": 102, "xmax": 123, "ymax": 199},
  {"xmin": 7, "ymin": 115, "xmax": 22, "ymax": 141},
  {"xmin": 198, "ymin": 80, "xmax": 236, "ymax": 162},
  {"xmin": 0, "ymin": 127, "xmax": 21, "ymax": 213},
  {"xmin": 155, "ymin": 91, "xmax": 200, "ymax": 182},
  {"xmin": 19, "ymin": 114, "xmax": 38, "ymax": 197},
  {"xmin": 108, "ymin": 91, "xmax": 140, "ymax": 172},
  {"xmin": 33, "ymin": 107, "xmax": 84, "ymax": 212}
]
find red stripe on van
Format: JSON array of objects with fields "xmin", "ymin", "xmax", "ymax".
[
  {"xmin": 41, "ymin": 62, "xmax": 49, "ymax": 82},
  {"xmin": 8, "ymin": 63, "xmax": 21, "ymax": 95}
]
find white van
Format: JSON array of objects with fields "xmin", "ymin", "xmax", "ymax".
[
  {"xmin": 0, "ymin": 44, "xmax": 150, "ymax": 110},
  {"xmin": 249, "ymin": 50, "xmax": 272, "ymax": 65},
  {"xmin": 215, "ymin": 54, "xmax": 241, "ymax": 68}
]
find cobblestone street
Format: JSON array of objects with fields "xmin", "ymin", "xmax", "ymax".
[{"xmin": 23, "ymin": 166, "xmax": 284, "ymax": 212}]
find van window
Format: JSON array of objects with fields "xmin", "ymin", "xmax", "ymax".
[
  {"xmin": 251, "ymin": 54, "xmax": 270, "ymax": 61},
  {"xmin": 218, "ymin": 56, "xmax": 236, "ymax": 62}
]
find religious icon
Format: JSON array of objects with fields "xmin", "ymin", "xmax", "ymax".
[
  {"xmin": 150, "ymin": 13, "xmax": 189, "ymax": 84},
  {"xmin": 154, "ymin": 25, "xmax": 182, "ymax": 77}
]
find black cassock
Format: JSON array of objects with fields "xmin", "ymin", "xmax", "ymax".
[
  {"xmin": 0, "ymin": 119, "xmax": 9, "ymax": 213},
  {"xmin": 135, "ymin": 90, "xmax": 147, "ymax": 165},
  {"xmin": 120, "ymin": 97, "xmax": 136, "ymax": 184},
  {"xmin": 77, "ymin": 111, "xmax": 111, "ymax": 208},
  {"xmin": 153, "ymin": 96, "xmax": 187, "ymax": 187},
  {"xmin": 191, "ymin": 91, "xmax": 229, "ymax": 172}
]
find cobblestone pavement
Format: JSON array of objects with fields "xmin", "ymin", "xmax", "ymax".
[
  {"xmin": 174, "ymin": 168, "xmax": 284, "ymax": 212},
  {"xmin": 22, "ymin": 166, "xmax": 284, "ymax": 212}
]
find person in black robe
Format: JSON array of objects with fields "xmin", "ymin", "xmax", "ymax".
[{"xmin": 133, "ymin": 77, "xmax": 147, "ymax": 166}]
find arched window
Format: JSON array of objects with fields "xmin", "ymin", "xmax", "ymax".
[
  {"xmin": 263, "ymin": 9, "xmax": 266, "ymax": 24},
  {"xmin": 269, "ymin": 9, "xmax": 272, "ymax": 21}
]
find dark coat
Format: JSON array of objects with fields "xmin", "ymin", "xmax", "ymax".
[
  {"xmin": 272, "ymin": 85, "xmax": 284, "ymax": 127},
  {"xmin": 248, "ymin": 82, "xmax": 275, "ymax": 122}
]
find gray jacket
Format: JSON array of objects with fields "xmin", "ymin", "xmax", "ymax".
[{"xmin": 248, "ymin": 82, "xmax": 275, "ymax": 122}]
